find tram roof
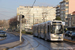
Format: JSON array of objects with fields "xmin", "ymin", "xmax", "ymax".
[
  {"xmin": 33, "ymin": 24, "xmax": 38, "ymax": 26},
  {"xmin": 33, "ymin": 20, "xmax": 63, "ymax": 26}
]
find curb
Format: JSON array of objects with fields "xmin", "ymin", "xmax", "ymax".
[
  {"xmin": 64, "ymin": 38, "xmax": 75, "ymax": 43},
  {"xmin": 2, "ymin": 37, "xmax": 24, "ymax": 50}
]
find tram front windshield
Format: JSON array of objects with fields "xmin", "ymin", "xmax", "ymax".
[{"xmin": 52, "ymin": 25, "xmax": 63, "ymax": 34}]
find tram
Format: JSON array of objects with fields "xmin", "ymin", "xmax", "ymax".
[{"xmin": 33, "ymin": 20, "xmax": 64, "ymax": 41}]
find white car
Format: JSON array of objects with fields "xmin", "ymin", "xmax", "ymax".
[{"xmin": 0, "ymin": 31, "xmax": 7, "ymax": 37}]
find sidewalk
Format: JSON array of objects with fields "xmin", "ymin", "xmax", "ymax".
[
  {"xmin": 64, "ymin": 35, "xmax": 75, "ymax": 43},
  {"xmin": 0, "ymin": 41, "xmax": 21, "ymax": 50},
  {"xmin": 0, "ymin": 31, "xmax": 24, "ymax": 50}
]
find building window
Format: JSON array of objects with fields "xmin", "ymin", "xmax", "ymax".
[
  {"xmin": 66, "ymin": 10, "xmax": 68, "ymax": 13},
  {"xmin": 20, "ymin": 8, "xmax": 23, "ymax": 10},
  {"xmin": 66, "ymin": 2, "xmax": 69, "ymax": 4},
  {"xmin": 65, "ymin": 14, "xmax": 67, "ymax": 16},
  {"xmin": 66, "ymin": 22, "xmax": 68, "ymax": 24},
  {"xmin": 73, "ymin": 22, "xmax": 75, "ymax": 24},
  {"xmin": 20, "ymin": 12, "xmax": 21, "ymax": 13},
  {"xmin": 61, "ymin": 15, "xmax": 63, "ymax": 17},
  {"xmin": 61, "ymin": 11, "xmax": 63, "ymax": 13},
  {"xmin": 66, "ymin": 6, "xmax": 68, "ymax": 8}
]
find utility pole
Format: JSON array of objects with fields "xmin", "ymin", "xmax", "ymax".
[
  {"xmin": 20, "ymin": 15, "xmax": 22, "ymax": 42},
  {"xmin": 17, "ymin": 14, "xmax": 24, "ymax": 42}
]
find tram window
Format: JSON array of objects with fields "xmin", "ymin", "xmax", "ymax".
[
  {"xmin": 45, "ymin": 24, "xmax": 47, "ymax": 34},
  {"xmin": 33, "ymin": 27, "xmax": 34, "ymax": 33},
  {"xmin": 47, "ymin": 25, "xmax": 50, "ymax": 33},
  {"xmin": 38, "ymin": 27, "xmax": 39, "ymax": 33},
  {"xmin": 36, "ymin": 27, "xmax": 37, "ymax": 33},
  {"xmin": 37, "ymin": 27, "xmax": 38, "ymax": 33},
  {"xmin": 50, "ymin": 25, "xmax": 52, "ymax": 33},
  {"xmin": 40, "ymin": 26, "xmax": 41, "ymax": 33},
  {"xmin": 44, "ymin": 25, "xmax": 45, "ymax": 33},
  {"xmin": 50, "ymin": 24, "xmax": 51, "ymax": 32}
]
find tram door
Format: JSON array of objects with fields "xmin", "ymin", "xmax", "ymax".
[
  {"xmin": 47, "ymin": 25, "xmax": 50, "ymax": 39},
  {"xmin": 44, "ymin": 25, "xmax": 45, "ymax": 38}
]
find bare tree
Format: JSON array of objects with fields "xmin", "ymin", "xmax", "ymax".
[{"xmin": 9, "ymin": 16, "xmax": 18, "ymax": 30}]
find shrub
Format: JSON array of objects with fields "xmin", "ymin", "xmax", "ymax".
[
  {"xmin": 22, "ymin": 30, "xmax": 26, "ymax": 34},
  {"xmin": 22, "ymin": 30, "xmax": 33, "ymax": 35},
  {"xmin": 26, "ymin": 32, "xmax": 33, "ymax": 35}
]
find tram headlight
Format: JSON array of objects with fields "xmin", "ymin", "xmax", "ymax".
[{"xmin": 51, "ymin": 34, "xmax": 56, "ymax": 37}]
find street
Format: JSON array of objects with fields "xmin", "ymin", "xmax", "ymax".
[
  {"xmin": 0, "ymin": 33, "xmax": 19, "ymax": 45},
  {"xmin": 9, "ymin": 35, "xmax": 75, "ymax": 50}
]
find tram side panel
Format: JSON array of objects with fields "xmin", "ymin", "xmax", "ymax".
[
  {"xmin": 40, "ymin": 24, "xmax": 44, "ymax": 38},
  {"xmin": 33, "ymin": 26, "xmax": 34, "ymax": 36},
  {"xmin": 44, "ymin": 23, "xmax": 48, "ymax": 40},
  {"xmin": 43, "ymin": 24, "xmax": 45, "ymax": 39},
  {"xmin": 42, "ymin": 24, "xmax": 45, "ymax": 39},
  {"xmin": 33, "ymin": 26, "xmax": 36, "ymax": 36},
  {"xmin": 46, "ymin": 22, "xmax": 51, "ymax": 40},
  {"xmin": 38, "ymin": 25, "xmax": 40, "ymax": 38},
  {"xmin": 35, "ymin": 26, "xmax": 38, "ymax": 36}
]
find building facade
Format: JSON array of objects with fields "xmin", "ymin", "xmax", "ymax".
[
  {"xmin": 17, "ymin": 6, "xmax": 56, "ymax": 31},
  {"xmin": 66, "ymin": 11, "xmax": 75, "ymax": 27},
  {"xmin": 60, "ymin": 0, "xmax": 69, "ymax": 21},
  {"xmin": 56, "ymin": 5, "xmax": 60, "ymax": 17},
  {"xmin": 59, "ymin": 0, "xmax": 75, "ymax": 27}
]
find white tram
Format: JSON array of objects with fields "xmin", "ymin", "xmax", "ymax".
[{"xmin": 33, "ymin": 20, "xmax": 64, "ymax": 41}]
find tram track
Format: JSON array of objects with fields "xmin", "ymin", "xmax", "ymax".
[
  {"xmin": 25, "ymin": 35, "xmax": 75, "ymax": 50},
  {"xmin": 14, "ymin": 35, "xmax": 50, "ymax": 50},
  {"xmin": 12, "ymin": 35, "xmax": 39, "ymax": 50},
  {"xmin": 24, "ymin": 35, "xmax": 50, "ymax": 50},
  {"xmin": 23, "ymin": 36, "xmax": 39, "ymax": 50},
  {"xmin": 9, "ymin": 35, "xmax": 74, "ymax": 50}
]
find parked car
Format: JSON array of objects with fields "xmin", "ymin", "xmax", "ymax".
[
  {"xmin": 65, "ymin": 31, "xmax": 72, "ymax": 37},
  {"xmin": 0, "ymin": 31, "xmax": 7, "ymax": 37},
  {"xmin": 70, "ymin": 32, "xmax": 75, "ymax": 40}
]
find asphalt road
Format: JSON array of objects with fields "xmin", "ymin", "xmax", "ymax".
[
  {"xmin": 9, "ymin": 35, "xmax": 75, "ymax": 50},
  {"xmin": 0, "ymin": 33, "xmax": 19, "ymax": 45}
]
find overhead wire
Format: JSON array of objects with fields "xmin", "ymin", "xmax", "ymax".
[
  {"xmin": 26, "ymin": 0, "xmax": 36, "ymax": 15},
  {"xmin": 0, "ymin": 13, "xmax": 10, "ymax": 17},
  {"xmin": 32, "ymin": 0, "xmax": 36, "ymax": 6},
  {"xmin": 0, "ymin": 6, "xmax": 16, "ymax": 19}
]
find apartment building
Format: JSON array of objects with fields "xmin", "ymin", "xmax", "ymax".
[
  {"xmin": 67, "ymin": 11, "xmax": 75, "ymax": 27},
  {"xmin": 17, "ymin": 6, "xmax": 56, "ymax": 31},
  {"xmin": 60, "ymin": 0, "xmax": 75, "ymax": 27},
  {"xmin": 60, "ymin": 0, "xmax": 69, "ymax": 21},
  {"xmin": 56, "ymin": 5, "xmax": 60, "ymax": 17}
]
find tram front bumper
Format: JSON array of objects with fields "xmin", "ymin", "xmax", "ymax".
[{"xmin": 51, "ymin": 38, "xmax": 63, "ymax": 41}]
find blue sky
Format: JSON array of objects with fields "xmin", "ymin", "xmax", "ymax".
[{"xmin": 0, "ymin": 0, "xmax": 62, "ymax": 20}]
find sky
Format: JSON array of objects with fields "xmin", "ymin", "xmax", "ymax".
[{"xmin": 0, "ymin": 0, "xmax": 62, "ymax": 20}]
